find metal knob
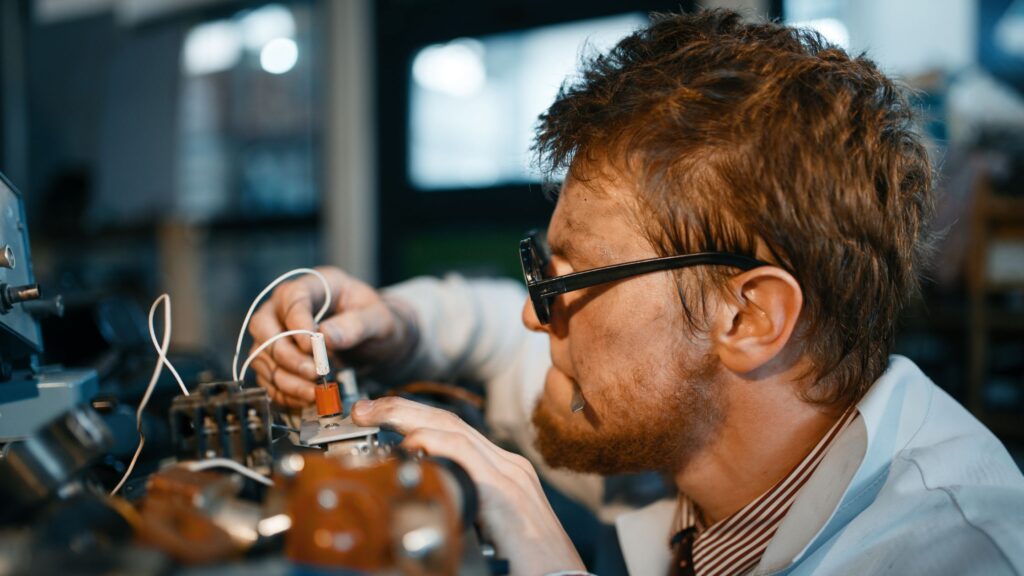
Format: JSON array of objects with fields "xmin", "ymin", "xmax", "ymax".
[
  {"xmin": 0, "ymin": 283, "xmax": 40, "ymax": 314},
  {"xmin": 23, "ymin": 295, "xmax": 64, "ymax": 319},
  {"xmin": 6, "ymin": 284, "xmax": 39, "ymax": 304},
  {"xmin": 0, "ymin": 245, "xmax": 14, "ymax": 269}
]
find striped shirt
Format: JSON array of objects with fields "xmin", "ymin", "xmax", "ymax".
[{"xmin": 670, "ymin": 406, "xmax": 859, "ymax": 576}]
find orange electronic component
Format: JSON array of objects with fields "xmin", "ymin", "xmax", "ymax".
[
  {"xmin": 314, "ymin": 382, "xmax": 342, "ymax": 417},
  {"xmin": 280, "ymin": 453, "xmax": 473, "ymax": 576},
  {"xmin": 134, "ymin": 467, "xmax": 246, "ymax": 565}
]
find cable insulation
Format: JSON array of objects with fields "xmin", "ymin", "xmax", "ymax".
[
  {"xmin": 232, "ymin": 268, "xmax": 332, "ymax": 382},
  {"xmin": 111, "ymin": 294, "xmax": 174, "ymax": 496},
  {"xmin": 147, "ymin": 299, "xmax": 188, "ymax": 397},
  {"xmin": 181, "ymin": 458, "xmax": 274, "ymax": 486},
  {"xmin": 238, "ymin": 329, "xmax": 320, "ymax": 383}
]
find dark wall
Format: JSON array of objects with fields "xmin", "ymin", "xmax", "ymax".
[
  {"xmin": 26, "ymin": 14, "xmax": 181, "ymax": 235},
  {"xmin": 26, "ymin": 14, "xmax": 118, "ymax": 222}
]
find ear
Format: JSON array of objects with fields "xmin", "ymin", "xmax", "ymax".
[{"xmin": 711, "ymin": 267, "xmax": 803, "ymax": 375}]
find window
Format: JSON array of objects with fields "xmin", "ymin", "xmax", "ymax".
[
  {"xmin": 407, "ymin": 13, "xmax": 647, "ymax": 191},
  {"xmin": 176, "ymin": 2, "xmax": 320, "ymax": 222}
]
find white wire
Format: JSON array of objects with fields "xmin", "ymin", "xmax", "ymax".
[
  {"xmin": 111, "ymin": 294, "xmax": 175, "ymax": 496},
  {"xmin": 148, "ymin": 299, "xmax": 188, "ymax": 397},
  {"xmin": 232, "ymin": 268, "xmax": 332, "ymax": 382},
  {"xmin": 238, "ymin": 329, "xmax": 319, "ymax": 383},
  {"xmin": 180, "ymin": 458, "xmax": 274, "ymax": 487}
]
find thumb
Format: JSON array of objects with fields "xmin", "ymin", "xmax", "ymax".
[{"xmin": 317, "ymin": 304, "xmax": 395, "ymax": 350}]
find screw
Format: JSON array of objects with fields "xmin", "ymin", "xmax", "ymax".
[
  {"xmin": 278, "ymin": 453, "xmax": 305, "ymax": 477},
  {"xmin": 397, "ymin": 461, "xmax": 422, "ymax": 489},
  {"xmin": 317, "ymin": 489, "xmax": 338, "ymax": 510}
]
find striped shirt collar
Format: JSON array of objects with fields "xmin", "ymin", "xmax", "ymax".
[{"xmin": 671, "ymin": 406, "xmax": 860, "ymax": 576}]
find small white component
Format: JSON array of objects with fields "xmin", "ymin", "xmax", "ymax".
[
  {"xmin": 311, "ymin": 332, "xmax": 331, "ymax": 377},
  {"xmin": 339, "ymin": 368, "xmax": 358, "ymax": 397}
]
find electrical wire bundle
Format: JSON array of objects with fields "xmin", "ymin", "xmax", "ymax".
[{"xmin": 110, "ymin": 268, "xmax": 332, "ymax": 496}]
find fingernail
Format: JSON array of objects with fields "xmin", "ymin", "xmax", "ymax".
[
  {"xmin": 353, "ymin": 400, "xmax": 374, "ymax": 415},
  {"xmin": 299, "ymin": 361, "xmax": 316, "ymax": 379},
  {"xmin": 325, "ymin": 326, "xmax": 345, "ymax": 347}
]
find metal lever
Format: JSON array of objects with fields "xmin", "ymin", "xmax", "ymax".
[
  {"xmin": 0, "ymin": 283, "xmax": 40, "ymax": 314},
  {"xmin": 23, "ymin": 295, "xmax": 64, "ymax": 319}
]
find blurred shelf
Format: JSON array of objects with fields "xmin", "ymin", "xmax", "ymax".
[
  {"xmin": 969, "ymin": 172, "xmax": 1024, "ymax": 444},
  {"xmin": 986, "ymin": 196, "xmax": 1024, "ymax": 226}
]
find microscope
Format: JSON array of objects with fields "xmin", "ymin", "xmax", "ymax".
[{"xmin": 0, "ymin": 171, "xmax": 97, "ymax": 441}]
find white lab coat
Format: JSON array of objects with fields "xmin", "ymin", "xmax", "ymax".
[{"xmin": 385, "ymin": 275, "xmax": 1024, "ymax": 575}]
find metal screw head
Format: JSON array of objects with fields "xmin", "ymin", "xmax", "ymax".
[
  {"xmin": 397, "ymin": 461, "xmax": 422, "ymax": 490},
  {"xmin": 278, "ymin": 453, "xmax": 305, "ymax": 477},
  {"xmin": 317, "ymin": 489, "xmax": 338, "ymax": 510},
  {"xmin": 400, "ymin": 526, "xmax": 443, "ymax": 559},
  {"xmin": 0, "ymin": 245, "xmax": 14, "ymax": 269}
]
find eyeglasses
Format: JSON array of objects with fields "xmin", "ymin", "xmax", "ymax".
[{"xmin": 519, "ymin": 230, "xmax": 772, "ymax": 325}]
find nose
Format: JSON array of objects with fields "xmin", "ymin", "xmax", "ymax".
[{"xmin": 522, "ymin": 296, "xmax": 548, "ymax": 333}]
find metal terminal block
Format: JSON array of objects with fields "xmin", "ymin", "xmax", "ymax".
[{"xmin": 170, "ymin": 381, "xmax": 273, "ymax": 469}]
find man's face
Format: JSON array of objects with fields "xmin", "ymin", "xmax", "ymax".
[{"xmin": 524, "ymin": 172, "xmax": 726, "ymax": 475}]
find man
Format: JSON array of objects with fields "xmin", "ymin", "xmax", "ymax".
[{"xmin": 249, "ymin": 10, "xmax": 1024, "ymax": 576}]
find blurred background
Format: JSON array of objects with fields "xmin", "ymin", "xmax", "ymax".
[{"xmin": 0, "ymin": 0, "xmax": 1022, "ymax": 459}]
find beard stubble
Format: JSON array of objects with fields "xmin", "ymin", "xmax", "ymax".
[{"xmin": 531, "ymin": 353, "xmax": 725, "ymax": 476}]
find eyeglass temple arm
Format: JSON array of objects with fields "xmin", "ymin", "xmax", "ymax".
[{"xmin": 531, "ymin": 253, "xmax": 769, "ymax": 298}]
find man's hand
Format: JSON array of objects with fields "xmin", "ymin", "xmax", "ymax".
[
  {"xmin": 247, "ymin": 267, "xmax": 417, "ymax": 407},
  {"xmin": 352, "ymin": 397, "xmax": 586, "ymax": 576}
]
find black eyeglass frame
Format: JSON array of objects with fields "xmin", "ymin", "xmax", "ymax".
[{"xmin": 519, "ymin": 230, "xmax": 773, "ymax": 325}]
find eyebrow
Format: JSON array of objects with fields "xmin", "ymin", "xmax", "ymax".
[{"xmin": 548, "ymin": 227, "xmax": 587, "ymax": 264}]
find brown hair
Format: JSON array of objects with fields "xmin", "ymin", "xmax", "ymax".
[{"xmin": 534, "ymin": 9, "xmax": 934, "ymax": 407}]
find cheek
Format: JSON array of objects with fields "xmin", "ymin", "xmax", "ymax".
[{"xmin": 569, "ymin": 279, "xmax": 682, "ymax": 396}]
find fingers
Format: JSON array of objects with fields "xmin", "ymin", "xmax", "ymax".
[
  {"xmin": 247, "ymin": 266, "xmax": 401, "ymax": 405},
  {"xmin": 265, "ymin": 384, "xmax": 309, "ymax": 409},
  {"xmin": 262, "ymin": 267, "xmax": 346, "ymax": 354},
  {"xmin": 352, "ymin": 396, "xmax": 464, "ymax": 435},
  {"xmin": 249, "ymin": 303, "xmax": 318, "ymax": 380},
  {"xmin": 317, "ymin": 304, "xmax": 395, "ymax": 350},
  {"xmin": 273, "ymin": 269, "xmax": 389, "ymax": 353},
  {"xmin": 351, "ymin": 398, "xmax": 582, "ymax": 574},
  {"xmin": 399, "ymin": 427, "xmax": 503, "ymax": 481},
  {"xmin": 352, "ymin": 397, "xmax": 505, "ymax": 465},
  {"xmin": 353, "ymin": 397, "xmax": 545, "ymax": 512},
  {"xmin": 269, "ymin": 367, "xmax": 316, "ymax": 403},
  {"xmin": 251, "ymin": 349, "xmax": 315, "ymax": 406},
  {"xmin": 276, "ymin": 281, "xmax": 320, "ymax": 354}
]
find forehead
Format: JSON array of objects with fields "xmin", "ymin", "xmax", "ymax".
[
  {"xmin": 547, "ymin": 173, "xmax": 652, "ymax": 261},
  {"xmin": 549, "ymin": 177, "xmax": 610, "ymax": 236}
]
